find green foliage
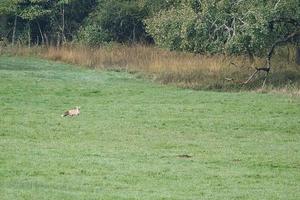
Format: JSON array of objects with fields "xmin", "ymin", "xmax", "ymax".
[
  {"xmin": 0, "ymin": 0, "xmax": 299, "ymax": 57},
  {"xmin": 77, "ymin": 24, "xmax": 111, "ymax": 46},
  {"xmin": 77, "ymin": 0, "xmax": 189, "ymax": 44},
  {"xmin": 81, "ymin": 0, "xmax": 149, "ymax": 43},
  {"xmin": 0, "ymin": 0, "xmax": 53, "ymax": 20},
  {"xmin": 224, "ymin": 0, "xmax": 300, "ymax": 56},
  {"xmin": 145, "ymin": 4, "xmax": 197, "ymax": 51},
  {"xmin": 145, "ymin": 0, "xmax": 300, "ymax": 56},
  {"xmin": 0, "ymin": 0, "xmax": 95, "ymax": 44},
  {"xmin": 19, "ymin": 4, "xmax": 51, "ymax": 21},
  {"xmin": 0, "ymin": 0, "xmax": 18, "ymax": 14}
]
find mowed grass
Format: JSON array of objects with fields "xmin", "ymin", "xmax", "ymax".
[{"xmin": 0, "ymin": 56, "xmax": 300, "ymax": 200}]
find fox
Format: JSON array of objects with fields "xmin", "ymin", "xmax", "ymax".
[{"xmin": 61, "ymin": 106, "xmax": 80, "ymax": 117}]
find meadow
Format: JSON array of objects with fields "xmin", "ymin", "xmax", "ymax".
[{"xmin": 0, "ymin": 55, "xmax": 300, "ymax": 199}]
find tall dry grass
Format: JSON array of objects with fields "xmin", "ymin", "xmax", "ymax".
[{"xmin": 3, "ymin": 44, "xmax": 300, "ymax": 91}]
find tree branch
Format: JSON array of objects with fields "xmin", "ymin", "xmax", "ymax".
[
  {"xmin": 269, "ymin": 17, "xmax": 300, "ymax": 29},
  {"xmin": 267, "ymin": 31, "xmax": 300, "ymax": 69},
  {"xmin": 226, "ymin": 31, "xmax": 300, "ymax": 87}
]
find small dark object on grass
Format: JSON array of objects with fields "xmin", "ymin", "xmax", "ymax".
[{"xmin": 177, "ymin": 154, "xmax": 192, "ymax": 158}]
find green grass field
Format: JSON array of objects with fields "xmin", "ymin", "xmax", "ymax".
[{"xmin": 1, "ymin": 56, "xmax": 300, "ymax": 200}]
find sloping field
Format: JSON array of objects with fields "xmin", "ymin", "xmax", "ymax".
[{"xmin": 0, "ymin": 56, "xmax": 299, "ymax": 200}]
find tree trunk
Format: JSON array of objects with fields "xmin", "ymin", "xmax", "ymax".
[
  {"xmin": 0, "ymin": 16, "xmax": 7, "ymax": 31},
  {"xmin": 61, "ymin": 3, "xmax": 66, "ymax": 44},
  {"xmin": 44, "ymin": 33, "xmax": 49, "ymax": 46},
  {"xmin": 246, "ymin": 47, "xmax": 255, "ymax": 65},
  {"xmin": 12, "ymin": 16, "xmax": 17, "ymax": 46},
  {"xmin": 57, "ymin": 33, "xmax": 61, "ymax": 48},
  {"xmin": 132, "ymin": 24, "xmax": 136, "ymax": 43},
  {"xmin": 28, "ymin": 23, "xmax": 31, "ymax": 48},
  {"xmin": 296, "ymin": 47, "xmax": 300, "ymax": 65},
  {"xmin": 37, "ymin": 22, "xmax": 44, "ymax": 45},
  {"xmin": 36, "ymin": 35, "xmax": 39, "ymax": 46}
]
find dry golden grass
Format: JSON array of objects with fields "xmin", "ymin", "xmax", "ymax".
[
  {"xmin": 3, "ymin": 44, "xmax": 300, "ymax": 91},
  {"xmin": 5, "ymin": 44, "xmax": 257, "ymax": 70}
]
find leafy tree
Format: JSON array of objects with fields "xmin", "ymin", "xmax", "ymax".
[
  {"xmin": 145, "ymin": 0, "xmax": 300, "ymax": 60},
  {"xmin": 79, "ymin": 0, "xmax": 149, "ymax": 44},
  {"xmin": 49, "ymin": 0, "xmax": 96, "ymax": 44},
  {"xmin": 0, "ymin": 0, "xmax": 21, "ymax": 45},
  {"xmin": 0, "ymin": 0, "xmax": 96, "ymax": 45}
]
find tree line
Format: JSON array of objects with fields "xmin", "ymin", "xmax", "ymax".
[{"xmin": 0, "ymin": 0, "xmax": 299, "ymax": 62}]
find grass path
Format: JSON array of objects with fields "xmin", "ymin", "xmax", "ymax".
[{"xmin": 0, "ymin": 56, "xmax": 299, "ymax": 200}]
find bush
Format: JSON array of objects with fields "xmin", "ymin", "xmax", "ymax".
[
  {"xmin": 78, "ymin": 0, "xmax": 150, "ymax": 44},
  {"xmin": 77, "ymin": 24, "xmax": 111, "ymax": 46}
]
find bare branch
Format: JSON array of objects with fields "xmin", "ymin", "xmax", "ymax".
[
  {"xmin": 267, "ymin": 31, "xmax": 300, "ymax": 69},
  {"xmin": 243, "ymin": 70, "xmax": 259, "ymax": 84}
]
